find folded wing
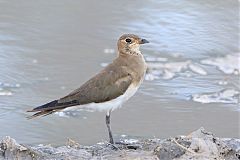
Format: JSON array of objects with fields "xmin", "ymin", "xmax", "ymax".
[{"xmin": 27, "ymin": 66, "xmax": 132, "ymax": 118}]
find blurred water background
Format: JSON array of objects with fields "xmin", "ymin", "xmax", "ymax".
[{"xmin": 0, "ymin": 0, "xmax": 239, "ymax": 145}]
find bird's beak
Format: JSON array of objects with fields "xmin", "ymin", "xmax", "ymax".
[{"xmin": 140, "ymin": 38, "xmax": 149, "ymax": 44}]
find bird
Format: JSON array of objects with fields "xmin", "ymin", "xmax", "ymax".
[{"xmin": 27, "ymin": 34, "xmax": 149, "ymax": 144}]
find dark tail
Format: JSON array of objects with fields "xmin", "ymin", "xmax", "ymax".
[{"xmin": 27, "ymin": 100, "xmax": 79, "ymax": 119}]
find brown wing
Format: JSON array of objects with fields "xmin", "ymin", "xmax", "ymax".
[
  {"xmin": 58, "ymin": 66, "xmax": 132, "ymax": 104},
  {"xmin": 27, "ymin": 65, "xmax": 132, "ymax": 118}
]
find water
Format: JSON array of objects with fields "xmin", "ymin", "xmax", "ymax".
[{"xmin": 0, "ymin": 0, "xmax": 239, "ymax": 145}]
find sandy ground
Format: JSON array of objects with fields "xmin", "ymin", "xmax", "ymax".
[{"xmin": 0, "ymin": 127, "xmax": 239, "ymax": 160}]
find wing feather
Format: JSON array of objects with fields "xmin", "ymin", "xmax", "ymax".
[{"xmin": 28, "ymin": 65, "xmax": 132, "ymax": 118}]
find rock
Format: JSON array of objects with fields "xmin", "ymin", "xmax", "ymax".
[
  {"xmin": 172, "ymin": 127, "xmax": 240, "ymax": 160},
  {"xmin": 153, "ymin": 138, "xmax": 190, "ymax": 160},
  {"xmin": 0, "ymin": 128, "xmax": 239, "ymax": 160},
  {"xmin": 0, "ymin": 136, "xmax": 36, "ymax": 160}
]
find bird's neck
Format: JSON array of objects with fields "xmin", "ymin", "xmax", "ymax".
[
  {"xmin": 116, "ymin": 51, "xmax": 147, "ymax": 80},
  {"xmin": 118, "ymin": 49, "xmax": 141, "ymax": 57}
]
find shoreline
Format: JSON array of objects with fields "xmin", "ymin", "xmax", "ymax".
[{"xmin": 0, "ymin": 127, "xmax": 239, "ymax": 160}]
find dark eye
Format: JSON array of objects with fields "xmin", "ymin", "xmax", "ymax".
[{"xmin": 125, "ymin": 38, "xmax": 132, "ymax": 43}]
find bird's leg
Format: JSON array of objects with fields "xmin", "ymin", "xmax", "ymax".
[{"xmin": 106, "ymin": 111, "xmax": 114, "ymax": 144}]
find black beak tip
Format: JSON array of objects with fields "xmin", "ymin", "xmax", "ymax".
[{"xmin": 141, "ymin": 39, "xmax": 149, "ymax": 44}]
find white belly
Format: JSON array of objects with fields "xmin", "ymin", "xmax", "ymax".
[{"xmin": 62, "ymin": 83, "xmax": 140, "ymax": 113}]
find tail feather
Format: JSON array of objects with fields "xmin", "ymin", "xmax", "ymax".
[
  {"xmin": 27, "ymin": 100, "xmax": 79, "ymax": 119},
  {"xmin": 27, "ymin": 109, "xmax": 62, "ymax": 119}
]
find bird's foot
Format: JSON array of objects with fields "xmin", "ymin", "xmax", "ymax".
[{"xmin": 106, "ymin": 141, "xmax": 119, "ymax": 150}]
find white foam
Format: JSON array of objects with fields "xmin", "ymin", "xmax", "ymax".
[
  {"xmin": 217, "ymin": 80, "xmax": 228, "ymax": 85},
  {"xmin": 121, "ymin": 134, "xmax": 127, "ymax": 138},
  {"xmin": 121, "ymin": 139, "xmax": 139, "ymax": 144},
  {"xmin": 189, "ymin": 64, "xmax": 207, "ymax": 75},
  {"xmin": 57, "ymin": 112, "xmax": 69, "ymax": 118},
  {"xmin": 15, "ymin": 83, "xmax": 21, "ymax": 87},
  {"xmin": 56, "ymin": 110, "xmax": 86, "ymax": 118},
  {"xmin": 0, "ymin": 90, "xmax": 13, "ymax": 96},
  {"xmin": 145, "ymin": 56, "xmax": 168, "ymax": 62},
  {"xmin": 191, "ymin": 89, "xmax": 239, "ymax": 104},
  {"xmin": 145, "ymin": 73, "xmax": 160, "ymax": 81},
  {"xmin": 100, "ymin": 63, "xmax": 109, "ymax": 67},
  {"xmin": 0, "ymin": 82, "xmax": 20, "ymax": 88},
  {"xmin": 163, "ymin": 69, "xmax": 176, "ymax": 79},
  {"xmin": 146, "ymin": 60, "xmax": 207, "ymax": 80},
  {"xmin": 0, "ymin": 82, "xmax": 21, "ymax": 96},
  {"xmin": 201, "ymin": 54, "xmax": 240, "ymax": 75},
  {"xmin": 171, "ymin": 52, "xmax": 183, "ymax": 58}
]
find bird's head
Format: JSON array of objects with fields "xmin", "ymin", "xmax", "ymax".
[{"xmin": 117, "ymin": 34, "xmax": 149, "ymax": 56}]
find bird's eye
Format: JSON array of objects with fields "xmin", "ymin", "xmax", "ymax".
[{"xmin": 125, "ymin": 38, "xmax": 132, "ymax": 43}]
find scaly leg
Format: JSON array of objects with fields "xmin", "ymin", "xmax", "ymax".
[{"xmin": 106, "ymin": 111, "xmax": 114, "ymax": 144}]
